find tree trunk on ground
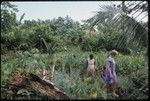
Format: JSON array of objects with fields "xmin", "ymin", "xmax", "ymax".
[{"xmin": 10, "ymin": 69, "xmax": 70, "ymax": 100}]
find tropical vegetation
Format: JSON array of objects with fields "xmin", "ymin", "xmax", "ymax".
[{"xmin": 1, "ymin": 1, "xmax": 148, "ymax": 100}]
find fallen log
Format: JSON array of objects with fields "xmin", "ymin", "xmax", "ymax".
[{"xmin": 10, "ymin": 68, "xmax": 70, "ymax": 100}]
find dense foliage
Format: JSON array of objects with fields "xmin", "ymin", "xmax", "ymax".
[
  {"xmin": 1, "ymin": 49, "xmax": 148, "ymax": 99},
  {"xmin": 1, "ymin": 1, "xmax": 148, "ymax": 100}
]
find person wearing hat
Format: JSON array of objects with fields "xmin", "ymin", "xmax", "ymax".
[{"xmin": 102, "ymin": 50, "xmax": 119, "ymax": 97}]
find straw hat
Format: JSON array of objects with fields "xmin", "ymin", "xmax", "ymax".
[{"xmin": 111, "ymin": 49, "xmax": 118, "ymax": 55}]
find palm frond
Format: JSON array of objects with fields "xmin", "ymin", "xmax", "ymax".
[{"xmin": 86, "ymin": 1, "xmax": 148, "ymax": 52}]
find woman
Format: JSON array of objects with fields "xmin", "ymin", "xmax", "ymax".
[
  {"xmin": 86, "ymin": 54, "xmax": 96, "ymax": 77},
  {"xmin": 102, "ymin": 50, "xmax": 119, "ymax": 97}
]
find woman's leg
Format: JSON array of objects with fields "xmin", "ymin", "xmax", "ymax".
[
  {"xmin": 111, "ymin": 83, "xmax": 119, "ymax": 97},
  {"xmin": 102, "ymin": 84, "xmax": 109, "ymax": 92}
]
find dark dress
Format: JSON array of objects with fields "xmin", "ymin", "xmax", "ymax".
[{"xmin": 102, "ymin": 56, "xmax": 117, "ymax": 84}]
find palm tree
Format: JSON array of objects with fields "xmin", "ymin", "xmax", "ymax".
[{"xmin": 86, "ymin": 1, "xmax": 148, "ymax": 53}]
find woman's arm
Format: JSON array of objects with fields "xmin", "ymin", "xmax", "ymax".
[
  {"xmin": 106, "ymin": 61, "xmax": 113, "ymax": 79},
  {"xmin": 85, "ymin": 60, "xmax": 88, "ymax": 69},
  {"xmin": 94, "ymin": 60, "xmax": 97, "ymax": 71}
]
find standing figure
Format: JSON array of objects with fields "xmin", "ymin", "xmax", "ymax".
[
  {"xmin": 86, "ymin": 54, "xmax": 96, "ymax": 77},
  {"xmin": 102, "ymin": 50, "xmax": 119, "ymax": 97}
]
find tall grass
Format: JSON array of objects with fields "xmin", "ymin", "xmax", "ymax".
[{"xmin": 1, "ymin": 49, "xmax": 148, "ymax": 99}]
